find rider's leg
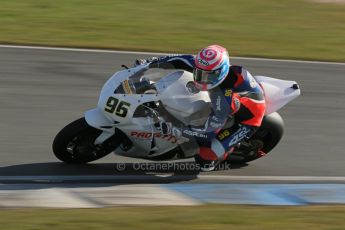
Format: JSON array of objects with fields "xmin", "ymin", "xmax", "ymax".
[{"xmin": 196, "ymin": 124, "xmax": 255, "ymax": 171}]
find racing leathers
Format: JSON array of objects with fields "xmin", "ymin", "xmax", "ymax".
[{"xmin": 147, "ymin": 55, "xmax": 266, "ymax": 163}]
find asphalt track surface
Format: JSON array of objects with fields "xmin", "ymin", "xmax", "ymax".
[{"xmin": 0, "ymin": 46, "xmax": 344, "ymax": 180}]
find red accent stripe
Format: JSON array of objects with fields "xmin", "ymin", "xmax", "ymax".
[
  {"xmin": 215, "ymin": 128, "xmax": 222, "ymax": 134},
  {"xmin": 239, "ymin": 97, "xmax": 266, "ymax": 127},
  {"xmin": 206, "ymin": 57, "xmax": 222, "ymax": 70},
  {"xmin": 200, "ymin": 49, "xmax": 217, "ymax": 61},
  {"xmin": 199, "ymin": 147, "xmax": 218, "ymax": 161},
  {"xmin": 234, "ymin": 71, "xmax": 244, "ymax": 88}
]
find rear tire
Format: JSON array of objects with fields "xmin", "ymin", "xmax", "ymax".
[{"xmin": 52, "ymin": 118, "xmax": 115, "ymax": 164}]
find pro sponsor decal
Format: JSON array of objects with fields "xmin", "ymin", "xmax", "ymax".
[{"xmin": 130, "ymin": 131, "xmax": 177, "ymax": 144}]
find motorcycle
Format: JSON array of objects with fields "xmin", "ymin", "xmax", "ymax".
[{"xmin": 53, "ymin": 63, "xmax": 300, "ymax": 165}]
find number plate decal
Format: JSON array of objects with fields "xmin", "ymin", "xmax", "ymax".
[{"xmin": 104, "ymin": 97, "xmax": 130, "ymax": 118}]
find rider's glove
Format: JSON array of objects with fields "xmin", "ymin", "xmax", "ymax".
[
  {"xmin": 155, "ymin": 120, "xmax": 172, "ymax": 136},
  {"xmin": 154, "ymin": 121, "xmax": 182, "ymax": 139},
  {"xmin": 134, "ymin": 57, "xmax": 159, "ymax": 67},
  {"xmin": 134, "ymin": 59, "xmax": 147, "ymax": 67},
  {"xmin": 171, "ymin": 126, "xmax": 182, "ymax": 139}
]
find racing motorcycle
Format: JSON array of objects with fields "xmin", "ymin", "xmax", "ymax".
[{"xmin": 53, "ymin": 63, "xmax": 300, "ymax": 165}]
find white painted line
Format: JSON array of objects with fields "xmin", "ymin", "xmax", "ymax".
[
  {"xmin": 0, "ymin": 175, "xmax": 345, "ymax": 182},
  {"xmin": 198, "ymin": 175, "xmax": 345, "ymax": 182},
  {"xmin": 231, "ymin": 56, "xmax": 345, "ymax": 65},
  {"xmin": 0, "ymin": 184, "xmax": 200, "ymax": 207},
  {"xmin": 0, "ymin": 188, "xmax": 100, "ymax": 208},
  {"xmin": 75, "ymin": 184, "xmax": 200, "ymax": 206},
  {"xmin": 1, "ymin": 44, "xmax": 344, "ymax": 66},
  {"xmin": 0, "ymin": 44, "xmax": 169, "ymax": 56}
]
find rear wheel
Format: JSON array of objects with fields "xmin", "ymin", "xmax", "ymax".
[
  {"xmin": 52, "ymin": 118, "xmax": 118, "ymax": 164},
  {"xmin": 227, "ymin": 112, "xmax": 284, "ymax": 164}
]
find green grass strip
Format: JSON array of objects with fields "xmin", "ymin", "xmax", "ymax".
[
  {"xmin": 0, "ymin": 205, "xmax": 344, "ymax": 229},
  {"xmin": 0, "ymin": 0, "xmax": 345, "ymax": 61}
]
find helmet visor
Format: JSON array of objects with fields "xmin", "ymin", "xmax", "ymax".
[{"xmin": 193, "ymin": 68, "xmax": 221, "ymax": 85}]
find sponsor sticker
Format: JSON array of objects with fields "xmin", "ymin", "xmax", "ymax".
[
  {"xmin": 233, "ymin": 97, "xmax": 241, "ymax": 112},
  {"xmin": 198, "ymin": 58, "xmax": 209, "ymax": 66},
  {"xmin": 216, "ymin": 96, "xmax": 221, "ymax": 111},
  {"xmin": 122, "ymin": 80, "xmax": 133, "ymax": 94},
  {"xmin": 218, "ymin": 129, "xmax": 230, "ymax": 140},
  {"xmin": 224, "ymin": 89, "xmax": 232, "ymax": 97},
  {"xmin": 228, "ymin": 126, "xmax": 252, "ymax": 147},
  {"xmin": 130, "ymin": 131, "xmax": 177, "ymax": 144},
  {"xmin": 210, "ymin": 121, "xmax": 222, "ymax": 129},
  {"xmin": 248, "ymin": 74, "xmax": 257, "ymax": 88},
  {"xmin": 183, "ymin": 130, "xmax": 207, "ymax": 139}
]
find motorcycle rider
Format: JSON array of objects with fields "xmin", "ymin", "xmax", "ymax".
[{"xmin": 137, "ymin": 45, "xmax": 266, "ymax": 171}]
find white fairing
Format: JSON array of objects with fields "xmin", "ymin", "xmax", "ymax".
[
  {"xmin": 85, "ymin": 65, "xmax": 300, "ymax": 159},
  {"xmin": 85, "ymin": 67, "xmax": 211, "ymax": 158},
  {"xmin": 156, "ymin": 71, "xmax": 211, "ymax": 125},
  {"xmin": 254, "ymin": 76, "xmax": 301, "ymax": 115}
]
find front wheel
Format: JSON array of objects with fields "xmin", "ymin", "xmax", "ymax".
[{"xmin": 52, "ymin": 118, "xmax": 116, "ymax": 164}]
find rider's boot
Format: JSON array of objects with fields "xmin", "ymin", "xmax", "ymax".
[{"xmin": 194, "ymin": 154, "xmax": 216, "ymax": 172}]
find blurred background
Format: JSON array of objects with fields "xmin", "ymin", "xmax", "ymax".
[{"xmin": 0, "ymin": 0, "xmax": 344, "ymax": 61}]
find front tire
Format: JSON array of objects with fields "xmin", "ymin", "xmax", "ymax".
[{"xmin": 53, "ymin": 118, "xmax": 115, "ymax": 164}]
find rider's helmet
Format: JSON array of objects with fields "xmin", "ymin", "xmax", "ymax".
[{"xmin": 193, "ymin": 45, "xmax": 230, "ymax": 90}]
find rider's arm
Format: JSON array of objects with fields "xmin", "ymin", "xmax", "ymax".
[
  {"xmin": 180, "ymin": 67, "xmax": 266, "ymax": 146},
  {"xmin": 218, "ymin": 67, "xmax": 265, "ymax": 148},
  {"xmin": 232, "ymin": 67, "xmax": 266, "ymax": 127},
  {"xmin": 178, "ymin": 114, "xmax": 226, "ymax": 141},
  {"xmin": 148, "ymin": 55, "xmax": 195, "ymax": 72},
  {"xmin": 177, "ymin": 88, "xmax": 232, "ymax": 141},
  {"xmin": 178, "ymin": 94, "xmax": 233, "ymax": 142}
]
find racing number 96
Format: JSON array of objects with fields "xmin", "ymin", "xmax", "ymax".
[{"xmin": 104, "ymin": 97, "xmax": 130, "ymax": 118}]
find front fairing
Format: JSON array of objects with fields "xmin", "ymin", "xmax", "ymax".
[
  {"xmin": 94, "ymin": 66, "xmax": 189, "ymax": 157},
  {"xmin": 94, "ymin": 65, "xmax": 231, "ymax": 158}
]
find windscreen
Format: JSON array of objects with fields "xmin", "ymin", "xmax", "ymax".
[{"xmin": 114, "ymin": 67, "xmax": 178, "ymax": 94}]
